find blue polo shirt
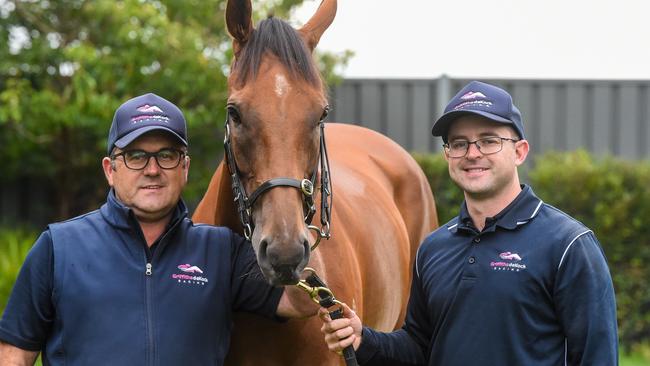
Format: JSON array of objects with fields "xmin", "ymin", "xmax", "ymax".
[
  {"xmin": 0, "ymin": 190, "xmax": 283, "ymax": 365},
  {"xmin": 356, "ymin": 185, "xmax": 618, "ymax": 365}
]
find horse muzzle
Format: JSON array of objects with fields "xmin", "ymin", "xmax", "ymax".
[{"xmin": 256, "ymin": 233, "xmax": 311, "ymax": 285}]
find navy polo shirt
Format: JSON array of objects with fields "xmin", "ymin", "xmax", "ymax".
[
  {"xmin": 356, "ymin": 185, "xmax": 618, "ymax": 365},
  {"xmin": 0, "ymin": 190, "xmax": 283, "ymax": 365}
]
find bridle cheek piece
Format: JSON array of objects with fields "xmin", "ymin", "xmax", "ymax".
[{"xmin": 223, "ymin": 116, "xmax": 333, "ymax": 250}]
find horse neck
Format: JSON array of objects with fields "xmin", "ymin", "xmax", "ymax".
[{"xmin": 195, "ymin": 161, "xmax": 244, "ymax": 234}]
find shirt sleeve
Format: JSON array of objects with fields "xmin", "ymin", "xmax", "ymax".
[
  {"xmin": 554, "ymin": 231, "xmax": 618, "ymax": 365},
  {"xmin": 0, "ymin": 231, "xmax": 55, "ymax": 351},
  {"xmin": 355, "ymin": 263, "xmax": 429, "ymax": 365},
  {"xmin": 229, "ymin": 232, "xmax": 284, "ymax": 319}
]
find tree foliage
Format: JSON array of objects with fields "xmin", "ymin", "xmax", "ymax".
[{"xmin": 0, "ymin": 0, "xmax": 349, "ymax": 220}]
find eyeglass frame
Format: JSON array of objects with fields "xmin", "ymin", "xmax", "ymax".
[
  {"xmin": 443, "ymin": 136, "xmax": 520, "ymax": 158},
  {"xmin": 110, "ymin": 148, "xmax": 187, "ymax": 170}
]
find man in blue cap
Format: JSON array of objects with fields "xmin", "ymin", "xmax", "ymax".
[
  {"xmin": 0, "ymin": 93, "xmax": 315, "ymax": 365},
  {"xmin": 319, "ymin": 81, "xmax": 619, "ymax": 365}
]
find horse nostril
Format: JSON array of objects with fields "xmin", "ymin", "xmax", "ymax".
[{"xmin": 258, "ymin": 238, "xmax": 269, "ymax": 261}]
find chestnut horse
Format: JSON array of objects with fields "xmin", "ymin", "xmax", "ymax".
[{"xmin": 192, "ymin": 0, "xmax": 438, "ymax": 364}]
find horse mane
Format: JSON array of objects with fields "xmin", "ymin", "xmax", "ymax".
[{"xmin": 232, "ymin": 16, "xmax": 321, "ymax": 87}]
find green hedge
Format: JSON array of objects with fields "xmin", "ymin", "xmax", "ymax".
[
  {"xmin": 0, "ymin": 228, "xmax": 38, "ymax": 315},
  {"xmin": 415, "ymin": 150, "xmax": 650, "ymax": 352}
]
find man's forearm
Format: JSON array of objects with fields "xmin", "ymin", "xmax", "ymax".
[
  {"xmin": 276, "ymin": 285, "xmax": 320, "ymax": 318},
  {"xmin": 0, "ymin": 341, "xmax": 39, "ymax": 366}
]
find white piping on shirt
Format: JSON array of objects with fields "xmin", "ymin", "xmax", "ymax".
[
  {"xmin": 516, "ymin": 200, "xmax": 544, "ymax": 225},
  {"xmin": 557, "ymin": 230, "xmax": 593, "ymax": 270},
  {"xmin": 415, "ymin": 247, "xmax": 421, "ymax": 279}
]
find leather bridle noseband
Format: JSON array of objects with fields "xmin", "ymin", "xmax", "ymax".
[{"xmin": 223, "ymin": 110, "xmax": 333, "ymax": 249}]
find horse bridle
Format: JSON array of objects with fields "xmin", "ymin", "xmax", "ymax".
[{"xmin": 223, "ymin": 109, "xmax": 333, "ymax": 249}]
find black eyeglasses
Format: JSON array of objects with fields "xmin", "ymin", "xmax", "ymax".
[
  {"xmin": 111, "ymin": 148, "xmax": 186, "ymax": 170},
  {"xmin": 443, "ymin": 137, "xmax": 519, "ymax": 158}
]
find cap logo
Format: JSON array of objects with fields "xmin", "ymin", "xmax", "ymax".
[
  {"xmin": 131, "ymin": 104, "xmax": 170, "ymax": 124},
  {"xmin": 453, "ymin": 99, "xmax": 493, "ymax": 111},
  {"xmin": 136, "ymin": 104, "xmax": 164, "ymax": 113},
  {"xmin": 460, "ymin": 91, "xmax": 487, "ymax": 100}
]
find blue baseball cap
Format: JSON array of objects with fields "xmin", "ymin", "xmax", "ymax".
[
  {"xmin": 431, "ymin": 81, "xmax": 525, "ymax": 142},
  {"xmin": 107, "ymin": 93, "xmax": 188, "ymax": 154}
]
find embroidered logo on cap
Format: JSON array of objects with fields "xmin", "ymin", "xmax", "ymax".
[
  {"xmin": 131, "ymin": 104, "xmax": 170, "ymax": 124},
  {"xmin": 460, "ymin": 91, "xmax": 487, "ymax": 100},
  {"xmin": 136, "ymin": 104, "xmax": 164, "ymax": 113},
  {"xmin": 453, "ymin": 91, "xmax": 493, "ymax": 111}
]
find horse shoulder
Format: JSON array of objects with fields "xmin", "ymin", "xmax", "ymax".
[{"xmin": 326, "ymin": 122, "xmax": 438, "ymax": 235}]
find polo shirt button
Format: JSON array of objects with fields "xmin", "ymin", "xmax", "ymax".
[
  {"xmin": 468, "ymin": 257, "xmax": 476, "ymax": 264},
  {"xmin": 473, "ymin": 237, "xmax": 481, "ymax": 243}
]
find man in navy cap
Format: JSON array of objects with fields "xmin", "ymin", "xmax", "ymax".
[
  {"xmin": 319, "ymin": 81, "xmax": 619, "ymax": 365},
  {"xmin": 0, "ymin": 93, "xmax": 315, "ymax": 365}
]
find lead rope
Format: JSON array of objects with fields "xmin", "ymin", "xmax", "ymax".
[
  {"xmin": 295, "ymin": 268, "xmax": 358, "ymax": 366},
  {"xmin": 297, "ymin": 122, "xmax": 355, "ymax": 364}
]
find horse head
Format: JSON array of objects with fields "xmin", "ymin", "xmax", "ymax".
[{"xmin": 224, "ymin": 0, "xmax": 336, "ymax": 285}]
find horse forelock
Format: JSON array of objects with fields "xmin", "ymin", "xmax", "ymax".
[{"xmin": 231, "ymin": 17, "xmax": 321, "ymax": 88}]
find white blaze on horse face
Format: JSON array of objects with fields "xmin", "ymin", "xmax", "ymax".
[{"xmin": 274, "ymin": 73, "xmax": 290, "ymax": 98}]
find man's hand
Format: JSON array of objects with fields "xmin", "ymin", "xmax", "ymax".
[{"xmin": 319, "ymin": 302, "xmax": 362, "ymax": 353}]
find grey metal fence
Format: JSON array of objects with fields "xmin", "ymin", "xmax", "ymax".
[{"xmin": 329, "ymin": 77, "xmax": 650, "ymax": 159}]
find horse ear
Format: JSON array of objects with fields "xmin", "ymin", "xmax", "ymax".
[
  {"xmin": 297, "ymin": 0, "xmax": 337, "ymax": 52},
  {"xmin": 226, "ymin": 0, "xmax": 254, "ymax": 56}
]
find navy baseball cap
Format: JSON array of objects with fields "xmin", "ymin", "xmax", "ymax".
[
  {"xmin": 431, "ymin": 81, "xmax": 525, "ymax": 142},
  {"xmin": 107, "ymin": 93, "xmax": 188, "ymax": 154}
]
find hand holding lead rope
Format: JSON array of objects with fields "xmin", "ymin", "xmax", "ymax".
[{"xmin": 295, "ymin": 268, "xmax": 358, "ymax": 366}]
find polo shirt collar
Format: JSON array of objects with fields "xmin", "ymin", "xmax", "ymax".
[
  {"xmin": 453, "ymin": 185, "xmax": 543, "ymax": 234},
  {"xmin": 100, "ymin": 189, "xmax": 188, "ymax": 231}
]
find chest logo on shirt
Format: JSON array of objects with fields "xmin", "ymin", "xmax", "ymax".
[
  {"xmin": 172, "ymin": 263, "xmax": 209, "ymax": 285},
  {"xmin": 178, "ymin": 263, "xmax": 204, "ymax": 273},
  {"xmin": 490, "ymin": 251, "xmax": 527, "ymax": 272}
]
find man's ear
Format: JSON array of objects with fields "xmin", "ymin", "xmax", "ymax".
[
  {"xmin": 183, "ymin": 156, "xmax": 190, "ymax": 183},
  {"xmin": 514, "ymin": 139, "xmax": 530, "ymax": 166},
  {"xmin": 102, "ymin": 157, "xmax": 115, "ymax": 186}
]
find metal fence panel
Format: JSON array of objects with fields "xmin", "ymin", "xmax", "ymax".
[{"xmin": 329, "ymin": 77, "xmax": 650, "ymax": 160}]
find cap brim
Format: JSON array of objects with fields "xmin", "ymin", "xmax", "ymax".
[
  {"xmin": 114, "ymin": 126, "xmax": 188, "ymax": 150},
  {"xmin": 431, "ymin": 110, "xmax": 515, "ymax": 140}
]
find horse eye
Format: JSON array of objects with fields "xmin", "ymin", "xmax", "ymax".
[
  {"xmin": 227, "ymin": 105, "xmax": 242, "ymax": 125},
  {"xmin": 319, "ymin": 106, "xmax": 330, "ymax": 122}
]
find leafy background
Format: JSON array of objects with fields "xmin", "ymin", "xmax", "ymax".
[
  {"xmin": 0, "ymin": 0, "xmax": 647, "ymax": 363},
  {"xmin": 0, "ymin": 0, "xmax": 350, "ymax": 220}
]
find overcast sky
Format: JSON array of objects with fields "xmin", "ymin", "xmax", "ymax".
[{"xmin": 292, "ymin": 0, "xmax": 650, "ymax": 80}]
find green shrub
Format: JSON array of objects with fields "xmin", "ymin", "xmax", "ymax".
[
  {"xmin": 0, "ymin": 228, "xmax": 38, "ymax": 315},
  {"xmin": 412, "ymin": 152, "xmax": 464, "ymax": 224},
  {"xmin": 414, "ymin": 149, "xmax": 650, "ymax": 352},
  {"xmin": 529, "ymin": 150, "xmax": 650, "ymax": 352}
]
